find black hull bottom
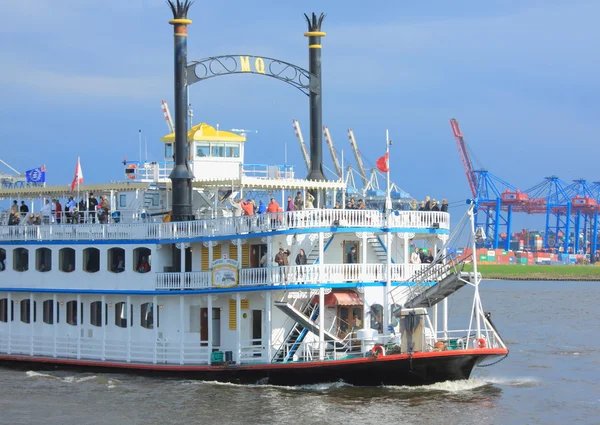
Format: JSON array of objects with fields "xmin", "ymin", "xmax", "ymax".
[{"xmin": 0, "ymin": 350, "xmax": 507, "ymax": 387}]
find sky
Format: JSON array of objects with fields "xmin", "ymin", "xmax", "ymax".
[{"xmin": 1, "ymin": 0, "xmax": 599, "ymax": 230}]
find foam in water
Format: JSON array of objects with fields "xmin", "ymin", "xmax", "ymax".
[{"xmin": 25, "ymin": 371, "xmax": 56, "ymax": 380}]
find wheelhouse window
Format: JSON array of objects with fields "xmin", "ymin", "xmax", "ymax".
[
  {"xmin": 165, "ymin": 143, "xmax": 173, "ymax": 159},
  {"xmin": 13, "ymin": 248, "xmax": 28, "ymax": 272},
  {"xmin": 196, "ymin": 143, "xmax": 210, "ymax": 157},
  {"xmin": 66, "ymin": 300, "xmax": 82, "ymax": 326},
  {"xmin": 59, "ymin": 248, "xmax": 75, "ymax": 273},
  {"xmin": 0, "ymin": 298, "xmax": 14, "ymax": 322},
  {"xmin": 115, "ymin": 302, "xmax": 133, "ymax": 328},
  {"xmin": 43, "ymin": 300, "xmax": 56, "ymax": 324},
  {"xmin": 36, "ymin": 248, "xmax": 52, "ymax": 272},
  {"xmin": 141, "ymin": 302, "xmax": 158, "ymax": 329},
  {"xmin": 90, "ymin": 301, "xmax": 108, "ymax": 327},
  {"xmin": 133, "ymin": 247, "xmax": 151, "ymax": 273},
  {"xmin": 108, "ymin": 248, "xmax": 125, "ymax": 273},
  {"xmin": 20, "ymin": 300, "xmax": 37, "ymax": 323},
  {"xmin": 225, "ymin": 144, "xmax": 240, "ymax": 158},
  {"xmin": 0, "ymin": 248, "xmax": 6, "ymax": 272},
  {"xmin": 83, "ymin": 248, "xmax": 100, "ymax": 273}
]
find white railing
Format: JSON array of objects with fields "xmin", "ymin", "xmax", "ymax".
[
  {"xmin": 159, "ymin": 263, "xmax": 438, "ymax": 290},
  {"xmin": 155, "ymin": 272, "xmax": 212, "ymax": 290},
  {"xmin": 0, "ymin": 210, "xmax": 450, "ymax": 242}
]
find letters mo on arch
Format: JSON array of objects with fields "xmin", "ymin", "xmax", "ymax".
[{"xmin": 186, "ymin": 55, "xmax": 318, "ymax": 95}]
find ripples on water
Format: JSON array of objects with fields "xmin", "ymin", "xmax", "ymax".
[{"xmin": 1, "ymin": 281, "xmax": 599, "ymax": 425}]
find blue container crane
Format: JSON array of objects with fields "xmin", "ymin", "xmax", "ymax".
[{"xmin": 450, "ymin": 119, "xmax": 521, "ymax": 249}]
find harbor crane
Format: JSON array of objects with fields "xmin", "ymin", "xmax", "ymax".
[
  {"xmin": 347, "ymin": 129, "xmax": 369, "ymax": 188},
  {"xmin": 161, "ymin": 100, "xmax": 175, "ymax": 134},
  {"xmin": 292, "ymin": 119, "xmax": 311, "ymax": 173},
  {"xmin": 323, "ymin": 126, "xmax": 343, "ymax": 179}
]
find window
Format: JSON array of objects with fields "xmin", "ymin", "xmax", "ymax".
[
  {"xmin": 20, "ymin": 300, "xmax": 37, "ymax": 323},
  {"xmin": 0, "ymin": 248, "xmax": 5, "ymax": 272},
  {"xmin": 43, "ymin": 300, "xmax": 56, "ymax": 324},
  {"xmin": 165, "ymin": 143, "xmax": 173, "ymax": 159},
  {"xmin": 133, "ymin": 247, "xmax": 151, "ymax": 273},
  {"xmin": 36, "ymin": 248, "xmax": 52, "ymax": 272},
  {"xmin": 90, "ymin": 301, "xmax": 108, "ymax": 327},
  {"xmin": 83, "ymin": 248, "xmax": 100, "ymax": 273},
  {"xmin": 225, "ymin": 144, "xmax": 240, "ymax": 158},
  {"xmin": 196, "ymin": 143, "xmax": 210, "ymax": 157},
  {"xmin": 151, "ymin": 193, "xmax": 159, "ymax": 207},
  {"xmin": 108, "ymin": 248, "xmax": 125, "ymax": 273},
  {"xmin": 141, "ymin": 302, "xmax": 159, "ymax": 329},
  {"xmin": 370, "ymin": 304, "xmax": 384, "ymax": 334},
  {"xmin": 66, "ymin": 300, "xmax": 82, "ymax": 326},
  {"xmin": 0, "ymin": 298, "xmax": 13, "ymax": 322},
  {"xmin": 115, "ymin": 302, "xmax": 133, "ymax": 328},
  {"xmin": 211, "ymin": 144, "xmax": 225, "ymax": 158},
  {"xmin": 119, "ymin": 194, "xmax": 127, "ymax": 208},
  {"xmin": 59, "ymin": 248, "xmax": 75, "ymax": 273},
  {"xmin": 13, "ymin": 248, "xmax": 28, "ymax": 272}
]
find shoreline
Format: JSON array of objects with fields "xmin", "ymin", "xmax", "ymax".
[{"xmin": 463, "ymin": 264, "xmax": 600, "ymax": 282}]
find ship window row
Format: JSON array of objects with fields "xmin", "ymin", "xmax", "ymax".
[
  {"xmin": 0, "ymin": 247, "xmax": 151, "ymax": 274},
  {"xmin": 196, "ymin": 143, "xmax": 240, "ymax": 158},
  {"xmin": 0, "ymin": 298, "xmax": 158, "ymax": 329}
]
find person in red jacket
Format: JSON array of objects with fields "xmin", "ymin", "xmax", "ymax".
[
  {"xmin": 266, "ymin": 198, "xmax": 280, "ymax": 227},
  {"xmin": 55, "ymin": 199, "xmax": 63, "ymax": 224}
]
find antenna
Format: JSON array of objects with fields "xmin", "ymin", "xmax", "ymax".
[
  {"xmin": 230, "ymin": 128, "xmax": 259, "ymax": 137},
  {"xmin": 138, "ymin": 129, "xmax": 142, "ymax": 163},
  {"xmin": 145, "ymin": 136, "xmax": 148, "ymax": 161}
]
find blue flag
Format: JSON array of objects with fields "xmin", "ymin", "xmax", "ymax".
[{"xmin": 25, "ymin": 165, "xmax": 46, "ymax": 183}]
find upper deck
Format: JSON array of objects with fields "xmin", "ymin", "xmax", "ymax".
[{"xmin": 0, "ymin": 209, "xmax": 449, "ymax": 244}]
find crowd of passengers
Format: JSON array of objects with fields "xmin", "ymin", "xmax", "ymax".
[
  {"xmin": 5, "ymin": 191, "xmax": 449, "ymax": 225},
  {"xmin": 6, "ymin": 193, "xmax": 110, "ymax": 226}
]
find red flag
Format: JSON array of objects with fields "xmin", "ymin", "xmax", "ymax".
[
  {"xmin": 376, "ymin": 153, "xmax": 389, "ymax": 173},
  {"xmin": 71, "ymin": 157, "xmax": 84, "ymax": 191}
]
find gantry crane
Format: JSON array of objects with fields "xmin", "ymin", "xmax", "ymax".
[
  {"xmin": 292, "ymin": 119, "xmax": 311, "ymax": 173},
  {"xmin": 161, "ymin": 100, "xmax": 175, "ymax": 134},
  {"xmin": 323, "ymin": 126, "xmax": 342, "ymax": 179},
  {"xmin": 347, "ymin": 129, "xmax": 369, "ymax": 188}
]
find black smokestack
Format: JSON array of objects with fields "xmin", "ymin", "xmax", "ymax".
[
  {"xmin": 304, "ymin": 13, "xmax": 326, "ymax": 184},
  {"xmin": 168, "ymin": 0, "xmax": 194, "ymax": 221}
]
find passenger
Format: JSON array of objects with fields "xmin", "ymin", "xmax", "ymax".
[
  {"xmin": 229, "ymin": 198, "xmax": 243, "ymax": 217},
  {"xmin": 10, "ymin": 200, "xmax": 18, "ymax": 214},
  {"xmin": 274, "ymin": 247, "xmax": 290, "ymax": 282},
  {"xmin": 431, "ymin": 199, "xmax": 440, "ymax": 211},
  {"xmin": 334, "ymin": 202, "xmax": 341, "ymax": 209},
  {"xmin": 295, "ymin": 248, "xmax": 307, "ymax": 278},
  {"xmin": 40, "ymin": 199, "xmax": 52, "ymax": 224},
  {"xmin": 88, "ymin": 193, "xmax": 98, "ymax": 223},
  {"xmin": 137, "ymin": 256, "xmax": 151, "ymax": 273},
  {"xmin": 55, "ymin": 199, "xmax": 63, "ymax": 224},
  {"xmin": 293, "ymin": 191, "xmax": 304, "ymax": 211},
  {"xmin": 34, "ymin": 213, "xmax": 42, "ymax": 225},
  {"xmin": 19, "ymin": 201, "xmax": 29, "ymax": 219},
  {"xmin": 66, "ymin": 197, "xmax": 76, "ymax": 223},
  {"xmin": 353, "ymin": 314, "xmax": 362, "ymax": 329},
  {"xmin": 257, "ymin": 200, "xmax": 266, "ymax": 214},
  {"xmin": 411, "ymin": 248, "xmax": 421, "ymax": 264},
  {"xmin": 26, "ymin": 213, "xmax": 35, "ymax": 225},
  {"xmin": 346, "ymin": 246, "xmax": 357, "ymax": 264},
  {"xmin": 286, "ymin": 196, "xmax": 295, "ymax": 212},
  {"xmin": 409, "ymin": 200, "xmax": 418, "ymax": 211},
  {"xmin": 240, "ymin": 199, "xmax": 254, "ymax": 216},
  {"xmin": 266, "ymin": 198, "xmax": 280, "ymax": 227},
  {"xmin": 305, "ymin": 192, "xmax": 315, "ymax": 209},
  {"xmin": 441, "ymin": 199, "xmax": 449, "ymax": 212},
  {"xmin": 424, "ymin": 196, "xmax": 431, "ymax": 211}
]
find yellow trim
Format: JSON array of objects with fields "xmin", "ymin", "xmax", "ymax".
[
  {"xmin": 174, "ymin": 34, "xmax": 188, "ymax": 37},
  {"xmin": 169, "ymin": 18, "xmax": 192, "ymax": 25},
  {"xmin": 309, "ymin": 44, "xmax": 322, "ymax": 49},
  {"xmin": 304, "ymin": 31, "xmax": 326, "ymax": 37}
]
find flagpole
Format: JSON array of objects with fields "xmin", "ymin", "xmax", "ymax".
[
  {"xmin": 385, "ymin": 129, "xmax": 391, "ymax": 211},
  {"xmin": 77, "ymin": 156, "xmax": 80, "ymax": 203}
]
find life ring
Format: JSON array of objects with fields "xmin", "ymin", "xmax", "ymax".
[
  {"xmin": 371, "ymin": 345, "xmax": 385, "ymax": 358},
  {"xmin": 126, "ymin": 164, "xmax": 137, "ymax": 179},
  {"xmin": 477, "ymin": 338, "xmax": 487, "ymax": 349}
]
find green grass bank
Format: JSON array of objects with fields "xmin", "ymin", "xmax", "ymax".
[{"xmin": 462, "ymin": 264, "xmax": 600, "ymax": 281}]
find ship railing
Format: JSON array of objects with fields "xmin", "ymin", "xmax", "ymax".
[
  {"xmin": 155, "ymin": 272, "xmax": 212, "ymax": 290},
  {"xmin": 239, "ymin": 338, "xmax": 267, "ymax": 363},
  {"xmin": 157, "ymin": 263, "xmax": 436, "ymax": 290},
  {"xmin": 387, "ymin": 210, "xmax": 450, "ymax": 230},
  {"xmin": 241, "ymin": 164, "xmax": 295, "ymax": 180},
  {"xmin": 430, "ymin": 325, "xmax": 506, "ymax": 351},
  {"xmin": 0, "ymin": 210, "xmax": 450, "ymax": 242}
]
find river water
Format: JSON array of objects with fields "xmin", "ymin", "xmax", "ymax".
[{"xmin": 0, "ymin": 281, "xmax": 598, "ymax": 425}]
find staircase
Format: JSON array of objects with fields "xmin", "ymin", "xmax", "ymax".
[
  {"xmin": 390, "ymin": 254, "xmax": 475, "ymax": 309},
  {"xmin": 367, "ymin": 235, "xmax": 391, "ymax": 264},
  {"xmin": 306, "ymin": 234, "xmax": 334, "ymax": 264},
  {"xmin": 273, "ymin": 300, "xmax": 346, "ymax": 362},
  {"xmin": 272, "ymin": 302, "xmax": 319, "ymax": 362}
]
